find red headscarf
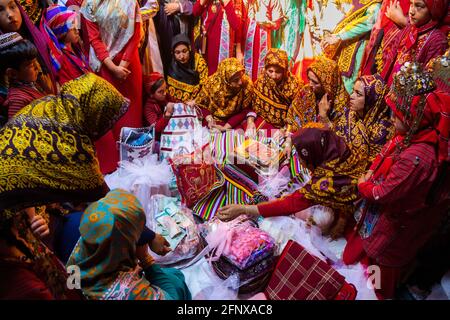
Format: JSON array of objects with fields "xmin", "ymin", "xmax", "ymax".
[
  {"xmin": 404, "ymin": 0, "xmax": 449, "ymax": 51},
  {"xmin": 424, "ymin": 0, "xmax": 449, "ymax": 22},
  {"xmin": 143, "ymin": 72, "xmax": 164, "ymax": 95},
  {"xmin": 387, "ymin": 90, "xmax": 450, "ymax": 164}
]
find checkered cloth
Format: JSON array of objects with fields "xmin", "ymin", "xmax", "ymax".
[{"xmin": 265, "ymin": 240, "xmax": 352, "ymax": 300}]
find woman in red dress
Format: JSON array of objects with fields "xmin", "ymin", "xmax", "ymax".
[
  {"xmin": 192, "ymin": 0, "xmax": 243, "ymax": 75},
  {"xmin": 81, "ymin": 0, "xmax": 143, "ymax": 174}
]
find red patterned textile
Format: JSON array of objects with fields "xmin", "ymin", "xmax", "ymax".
[
  {"xmin": 265, "ymin": 240, "xmax": 355, "ymax": 300},
  {"xmin": 170, "ymin": 150, "xmax": 217, "ymax": 208}
]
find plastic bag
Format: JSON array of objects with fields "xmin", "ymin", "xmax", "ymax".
[
  {"xmin": 195, "ymin": 273, "xmax": 241, "ymax": 300},
  {"xmin": 259, "ymin": 216, "xmax": 327, "ymax": 260},
  {"xmin": 258, "ymin": 166, "xmax": 293, "ymax": 200},
  {"xmin": 104, "ymin": 154, "xmax": 174, "ymax": 216},
  {"xmin": 201, "ymin": 217, "xmax": 274, "ymax": 270},
  {"xmin": 148, "ymin": 195, "xmax": 201, "ymax": 266},
  {"xmin": 181, "ymin": 257, "xmax": 240, "ymax": 300}
]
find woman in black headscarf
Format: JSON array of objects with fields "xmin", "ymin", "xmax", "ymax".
[{"xmin": 166, "ymin": 33, "xmax": 208, "ymax": 102}]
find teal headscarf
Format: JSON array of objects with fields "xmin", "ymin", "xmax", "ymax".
[{"xmin": 67, "ymin": 189, "xmax": 164, "ymax": 300}]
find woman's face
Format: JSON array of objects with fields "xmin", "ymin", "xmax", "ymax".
[
  {"xmin": 409, "ymin": 0, "xmax": 431, "ymax": 26},
  {"xmin": 65, "ymin": 27, "xmax": 80, "ymax": 45},
  {"xmin": 228, "ymin": 71, "xmax": 244, "ymax": 89},
  {"xmin": 392, "ymin": 113, "xmax": 409, "ymax": 135},
  {"xmin": 0, "ymin": 0, "xmax": 22, "ymax": 32},
  {"xmin": 307, "ymin": 70, "xmax": 324, "ymax": 97},
  {"xmin": 349, "ymin": 80, "xmax": 365, "ymax": 117},
  {"xmin": 152, "ymin": 81, "xmax": 167, "ymax": 102},
  {"xmin": 173, "ymin": 43, "xmax": 190, "ymax": 65},
  {"xmin": 265, "ymin": 65, "xmax": 284, "ymax": 84}
]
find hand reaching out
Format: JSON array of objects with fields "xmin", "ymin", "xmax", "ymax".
[
  {"xmin": 150, "ymin": 233, "xmax": 171, "ymax": 256},
  {"xmin": 385, "ymin": 0, "xmax": 408, "ymax": 27}
]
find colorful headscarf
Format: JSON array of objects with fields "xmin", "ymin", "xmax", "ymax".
[
  {"xmin": 307, "ymin": 56, "xmax": 350, "ymax": 117},
  {"xmin": 19, "ymin": 0, "xmax": 43, "ymax": 24},
  {"xmin": 168, "ymin": 34, "xmax": 199, "ymax": 86},
  {"xmin": 335, "ymin": 74, "xmax": 394, "ymax": 162},
  {"xmin": 264, "ymin": 48, "xmax": 289, "ymax": 75},
  {"xmin": 0, "ymin": 73, "xmax": 129, "ymax": 215},
  {"xmin": 195, "ymin": 58, "xmax": 253, "ymax": 121},
  {"xmin": 1, "ymin": 211, "xmax": 83, "ymax": 299},
  {"xmin": 143, "ymin": 72, "xmax": 164, "ymax": 95},
  {"xmin": 167, "ymin": 34, "xmax": 208, "ymax": 102},
  {"xmin": 81, "ymin": 0, "xmax": 139, "ymax": 72},
  {"xmin": 287, "ymin": 56, "xmax": 350, "ymax": 131},
  {"xmin": 67, "ymin": 189, "xmax": 164, "ymax": 300},
  {"xmin": 292, "ymin": 126, "xmax": 366, "ymax": 229},
  {"xmin": 253, "ymin": 49, "xmax": 300, "ymax": 128},
  {"xmin": 402, "ymin": 0, "xmax": 448, "ymax": 53},
  {"xmin": 387, "ymin": 83, "xmax": 450, "ymax": 164},
  {"xmin": 40, "ymin": 4, "xmax": 89, "ymax": 73}
]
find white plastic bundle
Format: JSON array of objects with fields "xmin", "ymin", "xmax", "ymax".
[
  {"xmin": 104, "ymin": 154, "xmax": 174, "ymax": 215},
  {"xmin": 257, "ymin": 165, "xmax": 309, "ymax": 200}
]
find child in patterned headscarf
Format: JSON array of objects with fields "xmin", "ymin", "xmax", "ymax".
[{"xmin": 40, "ymin": 4, "xmax": 90, "ymax": 86}]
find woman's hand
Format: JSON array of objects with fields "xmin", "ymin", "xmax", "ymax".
[
  {"xmin": 164, "ymin": 3, "xmax": 180, "ymax": 16},
  {"xmin": 358, "ymin": 170, "xmax": 373, "ymax": 185},
  {"xmin": 36, "ymin": 73, "xmax": 55, "ymax": 94},
  {"xmin": 29, "ymin": 214, "xmax": 50, "ymax": 239},
  {"xmin": 206, "ymin": 115, "xmax": 216, "ymax": 129},
  {"xmin": 364, "ymin": 170, "xmax": 374, "ymax": 181},
  {"xmin": 318, "ymin": 93, "xmax": 331, "ymax": 119},
  {"xmin": 104, "ymin": 57, "xmax": 131, "ymax": 80},
  {"xmin": 113, "ymin": 65, "xmax": 131, "ymax": 81},
  {"xmin": 150, "ymin": 233, "xmax": 171, "ymax": 256},
  {"xmin": 165, "ymin": 102, "xmax": 175, "ymax": 118},
  {"xmin": 321, "ymin": 34, "xmax": 341, "ymax": 50},
  {"xmin": 212, "ymin": 124, "xmax": 231, "ymax": 132},
  {"xmin": 186, "ymin": 100, "xmax": 197, "ymax": 107},
  {"xmin": 217, "ymin": 204, "xmax": 246, "ymax": 221},
  {"xmin": 136, "ymin": 244, "xmax": 151, "ymax": 261},
  {"xmin": 283, "ymin": 136, "xmax": 293, "ymax": 158},
  {"xmin": 236, "ymin": 49, "xmax": 244, "ymax": 65},
  {"xmin": 386, "ymin": 0, "xmax": 408, "ymax": 27},
  {"xmin": 217, "ymin": 204, "xmax": 259, "ymax": 221}
]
